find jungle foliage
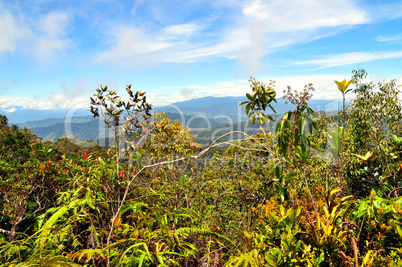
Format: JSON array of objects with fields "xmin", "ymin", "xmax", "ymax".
[{"xmin": 0, "ymin": 70, "xmax": 401, "ymax": 266}]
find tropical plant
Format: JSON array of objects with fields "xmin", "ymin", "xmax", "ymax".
[
  {"xmin": 334, "ymin": 78, "xmax": 354, "ymax": 183},
  {"xmin": 276, "ymin": 83, "xmax": 316, "ymax": 162}
]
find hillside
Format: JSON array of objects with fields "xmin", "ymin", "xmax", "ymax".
[
  {"xmin": 1, "ymin": 73, "xmax": 401, "ymax": 266},
  {"xmin": 14, "ymin": 96, "xmax": 337, "ymax": 143}
]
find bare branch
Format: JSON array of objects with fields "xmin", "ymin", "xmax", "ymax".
[
  {"xmin": 209, "ymin": 139, "xmax": 268, "ymax": 153},
  {"xmin": 0, "ymin": 228, "xmax": 10, "ymax": 235}
]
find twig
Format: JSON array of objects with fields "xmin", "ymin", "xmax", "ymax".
[
  {"xmin": 388, "ymin": 187, "xmax": 402, "ymax": 199},
  {"xmin": 0, "ymin": 228, "xmax": 10, "ymax": 235},
  {"xmin": 208, "ymin": 138, "xmax": 269, "ymax": 153}
]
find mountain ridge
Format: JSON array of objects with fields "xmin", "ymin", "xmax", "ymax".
[{"xmin": 2, "ymin": 96, "xmax": 341, "ymax": 143}]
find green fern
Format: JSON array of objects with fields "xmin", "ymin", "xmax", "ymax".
[
  {"xmin": 9, "ymin": 255, "xmax": 82, "ymax": 267},
  {"xmin": 118, "ymin": 201, "xmax": 148, "ymax": 217},
  {"xmin": 176, "ymin": 227, "xmax": 236, "ymax": 248},
  {"xmin": 69, "ymin": 248, "xmax": 107, "ymax": 262},
  {"xmin": 225, "ymin": 250, "xmax": 261, "ymax": 267},
  {"xmin": 0, "ymin": 237, "xmax": 31, "ymax": 263},
  {"xmin": 118, "ymin": 242, "xmax": 153, "ymax": 266},
  {"xmin": 38, "ymin": 199, "xmax": 84, "ymax": 249}
]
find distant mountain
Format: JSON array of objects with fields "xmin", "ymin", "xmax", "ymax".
[
  {"xmin": 30, "ymin": 119, "xmax": 107, "ymax": 142},
  {"xmin": 2, "ymin": 96, "xmax": 341, "ymax": 143},
  {"xmin": 26, "ymin": 112, "xmax": 231, "ymax": 142},
  {"xmin": 158, "ymin": 96, "xmax": 338, "ymax": 123},
  {"xmin": 18, "ymin": 115, "xmax": 95, "ymax": 128},
  {"xmin": 0, "ymin": 106, "xmax": 90, "ymax": 124},
  {"xmin": 157, "ymin": 96, "xmax": 248, "ymax": 121}
]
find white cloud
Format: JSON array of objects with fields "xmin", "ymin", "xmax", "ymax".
[
  {"xmin": 33, "ymin": 11, "xmax": 73, "ymax": 62},
  {"xmin": 164, "ymin": 22, "xmax": 203, "ymax": 36},
  {"xmin": 0, "ymin": 96, "xmax": 50, "ymax": 110},
  {"xmin": 96, "ymin": 26, "xmax": 171, "ymax": 65},
  {"xmin": 94, "ymin": 0, "xmax": 376, "ymax": 69},
  {"xmin": 235, "ymin": 22, "xmax": 264, "ymax": 74},
  {"xmin": 38, "ymin": 11, "xmax": 71, "ymax": 37},
  {"xmin": 152, "ymin": 75, "xmax": 345, "ymax": 104},
  {"xmin": 1, "ymin": 72, "xmax": 398, "ymax": 110},
  {"xmin": 131, "ymin": 0, "xmax": 145, "ymax": 16},
  {"xmin": 236, "ymin": 0, "xmax": 372, "ymax": 72},
  {"xmin": 95, "ymin": 19, "xmax": 251, "ymax": 64},
  {"xmin": 163, "ymin": 28, "xmax": 251, "ymax": 62},
  {"xmin": 0, "ymin": 9, "xmax": 27, "ymax": 54},
  {"xmin": 3, "ymin": 0, "xmax": 402, "ymax": 68},
  {"xmin": 180, "ymin": 88, "xmax": 196, "ymax": 99},
  {"xmin": 242, "ymin": 0, "xmax": 369, "ymax": 31},
  {"xmin": 0, "ymin": 94, "xmax": 89, "ymax": 110},
  {"xmin": 376, "ymin": 34, "xmax": 402, "ymax": 42},
  {"xmin": 0, "ymin": 3, "xmax": 73, "ymax": 61},
  {"xmin": 5, "ymin": 107, "xmax": 16, "ymax": 113},
  {"xmin": 366, "ymin": 1, "xmax": 402, "ymax": 21},
  {"xmin": 296, "ymin": 51, "xmax": 402, "ymax": 69},
  {"xmin": 152, "ymin": 73, "xmax": 391, "ymax": 104},
  {"xmin": 0, "ymin": 75, "xmax": 94, "ymax": 110}
]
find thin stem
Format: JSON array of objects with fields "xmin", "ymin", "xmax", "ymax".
[{"xmin": 339, "ymin": 92, "xmax": 346, "ymax": 185}]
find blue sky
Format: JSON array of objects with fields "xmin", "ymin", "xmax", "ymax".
[{"xmin": 1, "ymin": 0, "xmax": 402, "ymax": 111}]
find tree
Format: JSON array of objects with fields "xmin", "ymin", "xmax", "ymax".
[
  {"xmin": 344, "ymin": 69, "xmax": 402, "ymax": 196},
  {"xmin": 276, "ymin": 83, "xmax": 316, "ymax": 163},
  {"xmin": 90, "ymin": 84, "xmax": 153, "ymax": 178},
  {"xmin": 0, "ymin": 116, "xmax": 60, "ymax": 241},
  {"xmin": 142, "ymin": 112, "xmax": 201, "ymax": 159},
  {"xmin": 239, "ymin": 77, "xmax": 277, "ymax": 155},
  {"xmin": 348, "ymin": 69, "xmax": 402, "ymax": 153}
]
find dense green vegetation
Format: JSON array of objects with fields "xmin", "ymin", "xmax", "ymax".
[{"xmin": 1, "ymin": 70, "xmax": 401, "ymax": 266}]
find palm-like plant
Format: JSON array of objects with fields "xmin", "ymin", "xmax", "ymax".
[{"xmin": 334, "ymin": 79, "xmax": 354, "ymax": 183}]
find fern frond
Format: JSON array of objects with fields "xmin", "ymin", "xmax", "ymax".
[
  {"xmin": 176, "ymin": 227, "xmax": 236, "ymax": 248},
  {"xmin": 0, "ymin": 238, "xmax": 31, "ymax": 262},
  {"xmin": 118, "ymin": 201, "xmax": 148, "ymax": 217},
  {"xmin": 9, "ymin": 255, "xmax": 83, "ymax": 267},
  {"xmin": 38, "ymin": 199, "xmax": 84, "ymax": 249},
  {"xmin": 68, "ymin": 248, "xmax": 107, "ymax": 262},
  {"xmin": 119, "ymin": 242, "xmax": 153, "ymax": 267},
  {"xmin": 225, "ymin": 250, "xmax": 261, "ymax": 267}
]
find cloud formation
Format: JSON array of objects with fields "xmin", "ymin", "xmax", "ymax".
[
  {"xmin": 242, "ymin": 0, "xmax": 368, "ymax": 30},
  {"xmin": 0, "ymin": 72, "xmax": 394, "ymax": 111},
  {"xmin": 296, "ymin": 51, "xmax": 402, "ymax": 69},
  {"xmin": 0, "ymin": 4, "xmax": 73, "ymax": 62},
  {"xmin": 2, "ymin": 0, "xmax": 402, "ymax": 69},
  {"xmin": 180, "ymin": 88, "xmax": 196, "ymax": 99},
  {"xmin": 0, "ymin": 9, "xmax": 26, "ymax": 53},
  {"xmin": 376, "ymin": 34, "xmax": 402, "ymax": 42},
  {"xmin": 34, "ymin": 11, "xmax": 73, "ymax": 62},
  {"xmin": 92, "ymin": 0, "xmax": 401, "ymax": 72}
]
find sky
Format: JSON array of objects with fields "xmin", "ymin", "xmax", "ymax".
[{"xmin": 1, "ymin": 0, "xmax": 402, "ymax": 112}]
